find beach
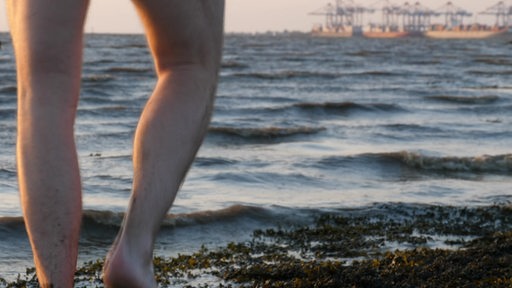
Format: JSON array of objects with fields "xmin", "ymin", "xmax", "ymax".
[
  {"xmin": 3, "ymin": 204, "xmax": 512, "ymax": 287},
  {"xmin": 0, "ymin": 32, "xmax": 511, "ymax": 285}
]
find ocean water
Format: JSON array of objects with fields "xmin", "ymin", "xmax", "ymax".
[{"xmin": 0, "ymin": 32, "xmax": 511, "ymax": 281}]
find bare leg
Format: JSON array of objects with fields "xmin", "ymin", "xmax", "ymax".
[
  {"xmin": 102, "ymin": 1, "xmax": 224, "ymax": 287},
  {"xmin": 7, "ymin": 0, "xmax": 89, "ymax": 287}
]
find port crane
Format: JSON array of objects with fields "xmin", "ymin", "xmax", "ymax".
[
  {"xmin": 310, "ymin": 0, "xmax": 373, "ymax": 32},
  {"xmin": 401, "ymin": 1, "xmax": 438, "ymax": 32},
  {"xmin": 366, "ymin": 1, "xmax": 438, "ymax": 33},
  {"xmin": 432, "ymin": 1, "xmax": 472, "ymax": 28},
  {"xmin": 479, "ymin": 1, "xmax": 512, "ymax": 28},
  {"xmin": 381, "ymin": 1, "xmax": 403, "ymax": 31},
  {"xmin": 366, "ymin": 0, "xmax": 404, "ymax": 32},
  {"xmin": 309, "ymin": 0, "xmax": 510, "ymax": 38}
]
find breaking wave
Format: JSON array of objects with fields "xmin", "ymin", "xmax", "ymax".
[
  {"xmin": 0, "ymin": 205, "xmax": 270, "ymax": 239},
  {"xmin": 319, "ymin": 151, "xmax": 512, "ymax": 174},
  {"xmin": 385, "ymin": 151, "xmax": 512, "ymax": 173}
]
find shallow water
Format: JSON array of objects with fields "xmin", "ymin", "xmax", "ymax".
[{"xmin": 0, "ymin": 32, "xmax": 511, "ymax": 281}]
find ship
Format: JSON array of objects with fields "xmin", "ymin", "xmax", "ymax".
[
  {"xmin": 309, "ymin": 1, "xmax": 511, "ymax": 39},
  {"xmin": 362, "ymin": 25, "xmax": 410, "ymax": 38},
  {"xmin": 425, "ymin": 24, "xmax": 508, "ymax": 39},
  {"xmin": 424, "ymin": 2, "xmax": 510, "ymax": 39},
  {"xmin": 311, "ymin": 25, "xmax": 353, "ymax": 38}
]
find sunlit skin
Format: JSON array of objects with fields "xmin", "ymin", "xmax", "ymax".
[{"xmin": 7, "ymin": 0, "xmax": 224, "ymax": 287}]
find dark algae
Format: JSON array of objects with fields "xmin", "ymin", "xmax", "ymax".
[{"xmin": 2, "ymin": 205, "xmax": 511, "ymax": 287}]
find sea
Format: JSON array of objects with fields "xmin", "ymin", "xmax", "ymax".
[{"xmin": 0, "ymin": 32, "xmax": 511, "ymax": 282}]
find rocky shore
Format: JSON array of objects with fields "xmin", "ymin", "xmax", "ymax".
[{"xmin": 3, "ymin": 205, "xmax": 511, "ymax": 287}]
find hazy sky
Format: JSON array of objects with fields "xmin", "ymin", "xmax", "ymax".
[{"xmin": 0, "ymin": 0, "xmax": 506, "ymax": 34}]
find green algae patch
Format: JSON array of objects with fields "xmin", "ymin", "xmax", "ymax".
[{"xmin": 2, "ymin": 205, "xmax": 511, "ymax": 287}]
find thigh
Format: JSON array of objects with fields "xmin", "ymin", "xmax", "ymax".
[
  {"xmin": 131, "ymin": 0, "xmax": 225, "ymax": 72},
  {"xmin": 7, "ymin": 0, "xmax": 89, "ymax": 77}
]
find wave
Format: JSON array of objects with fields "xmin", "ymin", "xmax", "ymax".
[
  {"xmin": 467, "ymin": 70, "xmax": 512, "ymax": 76},
  {"xmin": 105, "ymin": 67, "xmax": 153, "ymax": 74},
  {"xmin": 216, "ymin": 95, "xmax": 295, "ymax": 104},
  {"xmin": 465, "ymin": 85, "xmax": 512, "ymax": 90},
  {"xmin": 221, "ymin": 61, "xmax": 249, "ymax": 69},
  {"xmin": 194, "ymin": 156, "xmax": 239, "ymax": 167},
  {"xmin": 83, "ymin": 59, "xmax": 116, "ymax": 65},
  {"xmin": 406, "ymin": 60, "xmax": 442, "ymax": 65},
  {"xmin": 425, "ymin": 95, "xmax": 499, "ymax": 104},
  {"xmin": 2, "ymin": 203, "xmax": 511, "ymax": 241},
  {"xmin": 227, "ymin": 70, "xmax": 406, "ymax": 80},
  {"xmin": 346, "ymin": 50, "xmax": 387, "ymax": 57},
  {"xmin": 0, "ymin": 108, "xmax": 16, "ymax": 119},
  {"xmin": 0, "ymin": 85, "xmax": 17, "ymax": 95},
  {"xmin": 0, "ymin": 168, "xmax": 16, "ymax": 178},
  {"xmin": 161, "ymin": 205, "xmax": 266, "ymax": 227},
  {"xmin": 386, "ymin": 152, "xmax": 512, "ymax": 173},
  {"xmin": 213, "ymin": 101, "xmax": 405, "ymax": 119},
  {"xmin": 82, "ymin": 74, "xmax": 116, "ymax": 83},
  {"xmin": 294, "ymin": 101, "xmax": 404, "ymax": 113},
  {"xmin": 209, "ymin": 171, "xmax": 320, "ymax": 187},
  {"xmin": 229, "ymin": 71, "xmax": 339, "ymax": 80},
  {"xmin": 109, "ymin": 43, "xmax": 148, "ymax": 49},
  {"xmin": 380, "ymin": 123, "xmax": 444, "ymax": 134},
  {"xmin": 208, "ymin": 126, "xmax": 325, "ymax": 139},
  {"xmin": 0, "ymin": 216, "xmax": 26, "ymax": 237},
  {"xmin": 319, "ymin": 151, "xmax": 512, "ymax": 174},
  {"xmin": 215, "ymin": 97, "xmax": 407, "ymax": 118},
  {"xmin": 0, "ymin": 55, "xmax": 13, "ymax": 62},
  {"xmin": 0, "ymin": 205, "xmax": 269, "ymax": 238},
  {"xmin": 282, "ymin": 57, "xmax": 308, "ymax": 62},
  {"xmin": 473, "ymin": 57, "xmax": 512, "ymax": 66},
  {"xmin": 354, "ymin": 70, "xmax": 400, "ymax": 77}
]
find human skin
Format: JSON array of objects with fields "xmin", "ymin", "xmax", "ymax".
[
  {"xmin": 103, "ymin": 1, "xmax": 225, "ymax": 287},
  {"xmin": 7, "ymin": 0, "xmax": 224, "ymax": 287},
  {"xmin": 7, "ymin": 0, "xmax": 90, "ymax": 286}
]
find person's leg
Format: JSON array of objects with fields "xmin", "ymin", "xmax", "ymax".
[
  {"xmin": 7, "ymin": 0, "xmax": 89, "ymax": 286},
  {"xmin": 102, "ymin": 1, "xmax": 224, "ymax": 287}
]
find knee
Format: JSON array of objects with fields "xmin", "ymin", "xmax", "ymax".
[
  {"xmin": 154, "ymin": 55, "xmax": 214, "ymax": 79},
  {"xmin": 133, "ymin": 1, "xmax": 224, "ymax": 76},
  {"xmin": 152, "ymin": 39, "xmax": 222, "ymax": 80},
  {"xmin": 151, "ymin": 25, "xmax": 222, "ymax": 76}
]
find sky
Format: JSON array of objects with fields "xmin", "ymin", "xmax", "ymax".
[{"xmin": 0, "ymin": 0, "xmax": 507, "ymax": 34}]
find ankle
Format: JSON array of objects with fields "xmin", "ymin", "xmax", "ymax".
[{"xmin": 103, "ymin": 237, "xmax": 156, "ymax": 288}]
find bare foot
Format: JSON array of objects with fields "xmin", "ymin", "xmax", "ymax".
[{"xmin": 102, "ymin": 238, "xmax": 157, "ymax": 288}]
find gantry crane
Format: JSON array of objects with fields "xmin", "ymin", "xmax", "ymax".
[
  {"xmin": 310, "ymin": 0, "xmax": 374, "ymax": 33},
  {"xmin": 401, "ymin": 1, "xmax": 439, "ymax": 32},
  {"xmin": 433, "ymin": 1, "xmax": 472, "ymax": 28},
  {"xmin": 479, "ymin": 1, "xmax": 512, "ymax": 28}
]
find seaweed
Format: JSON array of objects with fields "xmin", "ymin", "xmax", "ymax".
[{"xmin": 2, "ymin": 205, "xmax": 511, "ymax": 287}]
